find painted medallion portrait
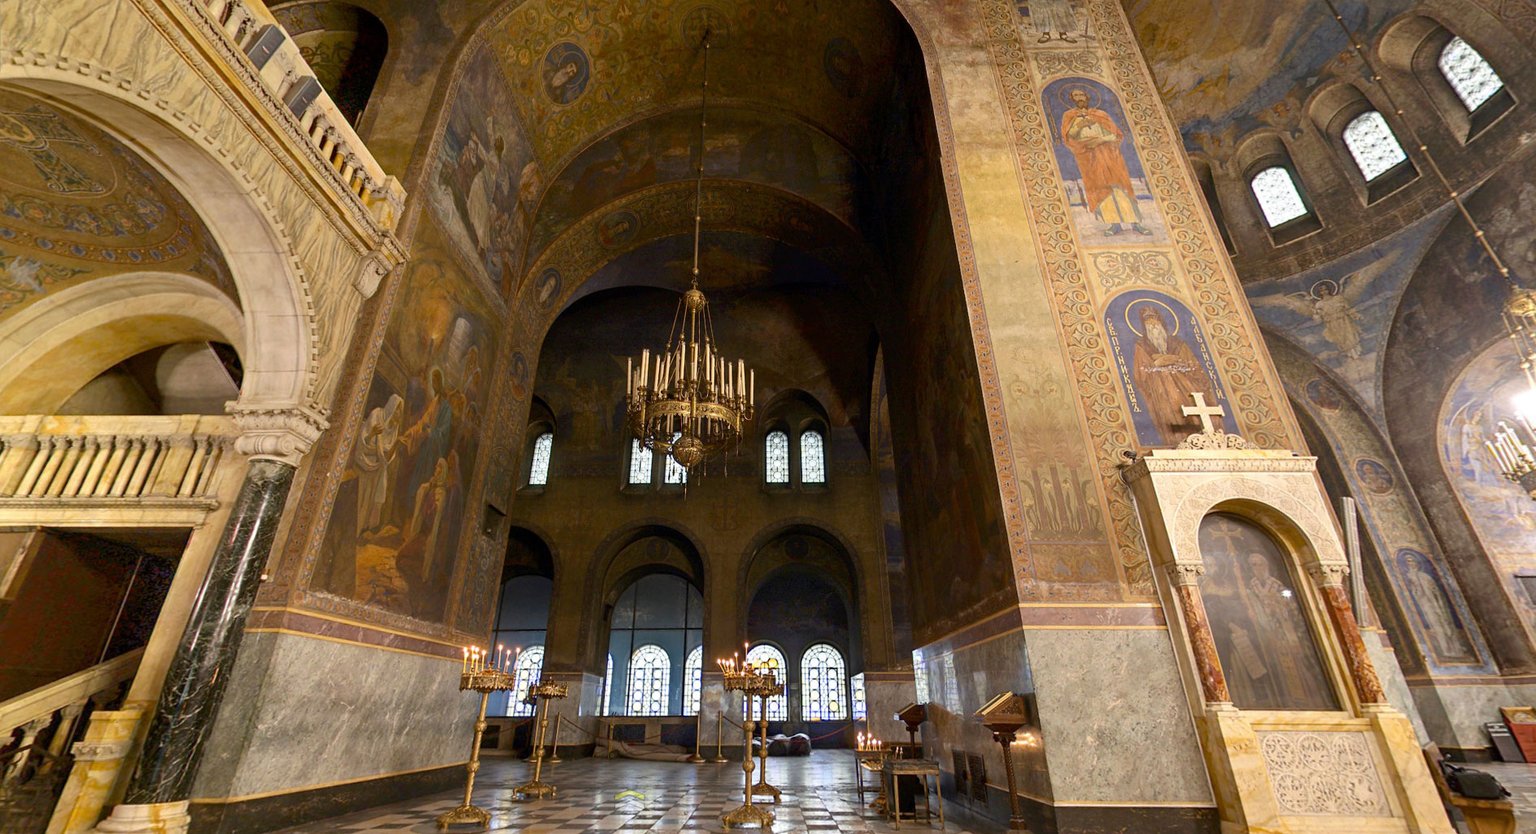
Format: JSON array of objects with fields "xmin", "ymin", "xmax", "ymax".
[
  {"xmin": 1353, "ymin": 458, "xmax": 1395, "ymax": 495},
  {"xmin": 543, "ymin": 42, "xmax": 591, "ymax": 105},
  {"xmin": 1104, "ymin": 290, "xmax": 1228, "ymax": 447},
  {"xmin": 1042, "ymin": 77, "xmax": 1166, "ymax": 246}
]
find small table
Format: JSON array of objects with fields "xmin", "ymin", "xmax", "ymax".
[
  {"xmin": 855, "ymin": 750, "xmax": 887, "ymax": 809},
  {"xmin": 884, "ymin": 758, "xmax": 944, "ymax": 829}
]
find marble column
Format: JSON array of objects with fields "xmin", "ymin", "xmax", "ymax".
[
  {"xmin": 1168, "ymin": 564, "xmax": 1230, "ymax": 705},
  {"xmin": 98, "ymin": 407, "xmax": 323, "ymax": 834},
  {"xmin": 1311, "ymin": 564, "xmax": 1388, "ymax": 705}
]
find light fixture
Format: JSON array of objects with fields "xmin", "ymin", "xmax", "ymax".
[
  {"xmin": 1323, "ymin": 0, "xmax": 1536, "ymax": 498},
  {"xmin": 623, "ymin": 31, "xmax": 754, "ymax": 474}
]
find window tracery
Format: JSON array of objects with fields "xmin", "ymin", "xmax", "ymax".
[
  {"xmin": 1439, "ymin": 36, "xmax": 1504, "ymax": 112},
  {"xmin": 510, "ymin": 646, "xmax": 545, "ymax": 717},
  {"xmin": 801, "ymin": 643, "xmax": 848, "ymax": 721},
  {"xmin": 626, "ymin": 644, "xmax": 671, "ymax": 716},
  {"xmin": 1342, "ymin": 111, "xmax": 1408, "ymax": 182},
  {"xmin": 765, "ymin": 431, "xmax": 790, "ymax": 484},
  {"xmin": 745, "ymin": 643, "xmax": 789, "ymax": 720},
  {"xmin": 800, "ymin": 430, "xmax": 826, "ymax": 484},
  {"xmin": 1250, "ymin": 166, "xmax": 1309, "ymax": 227},
  {"xmin": 628, "ymin": 439, "xmax": 652, "ymax": 485},
  {"xmin": 528, "ymin": 431, "xmax": 553, "ymax": 486},
  {"xmin": 684, "ymin": 646, "xmax": 703, "ymax": 715}
]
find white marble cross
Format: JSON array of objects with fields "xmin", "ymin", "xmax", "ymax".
[{"xmin": 1181, "ymin": 392, "xmax": 1225, "ymax": 435}]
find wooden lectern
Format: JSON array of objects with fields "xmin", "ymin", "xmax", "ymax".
[{"xmin": 976, "ymin": 692, "xmax": 1033, "ymax": 832}]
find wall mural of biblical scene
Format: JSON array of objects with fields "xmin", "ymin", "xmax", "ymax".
[
  {"xmin": 427, "ymin": 44, "xmax": 539, "ymax": 297},
  {"xmin": 1015, "ymin": 0, "xmax": 1093, "ymax": 47},
  {"xmin": 1249, "ymin": 206, "xmax": 1453, "ymax": 419},
  {"xmin": 1042, "ymin": 77, "xmax": 1167, "ymax": 246},
  {"xmin": 1104, "ymin": 290, "xmax": 1227, "ymax": 447},
  {"xmin": 1440, "ymin": 341, "xmax": 1536, "ymax": 611},
  {"xmin": 314, "ymin": 218, "xmax": 499, "ymax": 624},
  {"xmin": 1198, "ymin": 514, "xmax": 1338, "ymax": 711},
  {"xmin": 0, "ymin": 88, "xmax": 234, "ymax": 320}
]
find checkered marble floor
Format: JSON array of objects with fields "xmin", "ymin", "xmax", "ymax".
[{"xmin": 273, "ymin": 751, "xmax": 1002, "ymax": 834}]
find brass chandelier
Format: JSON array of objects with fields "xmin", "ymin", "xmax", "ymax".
[
  {"xmin": 1325, "ymin": 0, "xmax": 1536, "ymax": 498},
  {"xmin": 623, "ymin": 32, "xmax": 754, "ymax": 473}
]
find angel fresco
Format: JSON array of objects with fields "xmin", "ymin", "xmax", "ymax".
[{"xmin": 1254, "ymin": 274, "xmax": 1378, "ymax": 360}]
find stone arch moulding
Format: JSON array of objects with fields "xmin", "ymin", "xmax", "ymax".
[
  {"xmin": 0, "ymin": 11, "xmax": 395, "ymax": 420},
  {"xmin": 0, "ymin": 273, "xmax": 244, "ymax": 413},
  {"xmin": 1170, "ymin": 476, "xmax": 1347, "ymax": 572}
]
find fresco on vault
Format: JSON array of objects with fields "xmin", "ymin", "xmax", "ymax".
[
  {"xmin": 1441, "ymin": 342, "xmax": 1536, "ymax": 609},
  {"xmin": 1104, "ymin": 290, "xmax": 1227, "ymax": 447},
  {"xmin": 428, "ymin": 44, "xmax": 538, "ymax": 297},
  {"xmin": 1248, "ymin": 204, "xmax": 1451, "ymax": 419},
  {"xmin": 1042, "ymin": 78, "xmax": 1166, "ymax": 246},
  {"xmin": 528, "ymin": 109, "xmax": 855, "ymax": 260},
  {"xmin": 1396, "ymin": 548, "xmax": 1479, "ymax": 665},
  {"xmin": 0, "ymin": 88, "xmax": 233, "ymax": 319},
  {"xmin": 316, "ymin": 218, "xmax": 498, "ymax": 624},
  {"xmin": 1122, "ymin": 0, "xmax": 1415, "ymax": 152}
]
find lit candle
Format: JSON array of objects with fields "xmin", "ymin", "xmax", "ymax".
[
  {"xmin": 626, "ymin": 357, "xmax": 633, "ymax": 397},
  {"xmin": 749, "ymin": 370, "xmax": 754, "ymax": 407},
  {"xmin": 462, "ymin": 647, "xmax": 468, "ymax": 675}
]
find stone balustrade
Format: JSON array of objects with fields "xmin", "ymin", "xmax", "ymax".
[
  {"xmin": 0, "ymin": 417, "xmax": 237, "ymax": 516},
  {"xmin": 173, "ymin": 0, "xmax": 405, "ymax": 230}
]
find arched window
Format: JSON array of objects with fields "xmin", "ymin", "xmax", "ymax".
[
  {"xmin": 664, "ymin": 431, "xmax": 688, "ymax": 485},
  {"xmin": 684, "ymin": 646, "xmax": 703, "ymax": 715},
  {"xmin": 528, "ymin": 431, "xmax": 554, "ymax": 486},
  {"xmin": 626, "ymin": 644, "xmax": 671, "ymax": 716},
  {"xmin": 745, "ymin": 644, "xmax": 789, "ymax": 721},
  {"xmin": 850, "ymin": 672, "xmax": 867, "ymax": 720},
  {"xmin": 510, "ymin": 646, "xmax": 545, "ymax": 717},
  {"xmin": 801, "ymin": 643, "xmax": 848, "ymax": 721},
  {"xmin": 1197, "ymin": 514, "xmax": 1338, "ymax": 711},
  {"xmin": 765, "ymin": 431, "xmax": 790, "ymax": 484},
  {"xmin": 800, "ymin": 430, "xmax": 826, "ymax": 484},
  {"xmin": 627, "ymin": 439, "xmax": 653, "ymax": 485},
  {"xmin": 912, "ymin": 649, "xmax": 931, "ymax": 703},
  {"xmin": 1439, "ymin": 36, "xmax": 1504, "ymax": 112},
  {"xmin": 1249, "ymin": 166, "xmax": 1309, "ymax": 228},
  {"xmin": 1342, "ymin": 111, "xmax": 1408, "ymax": 182},
  {"xmin": 601, "ymin": 653, "xmax": 614, "ymax": 717}
]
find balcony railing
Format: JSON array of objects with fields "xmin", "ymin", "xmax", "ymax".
[
  {"xmin": 0, "ymin": 416, "xmax": 236, "ymax": 505},
  {"xmin": 173, "ymin": 0, "xmax": 405, "ymax": 229}
]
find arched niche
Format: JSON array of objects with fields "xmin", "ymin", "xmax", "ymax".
[
  {"xmin": 0, "ymin": 273, "xmax": 244, "ymax": 414},
  {"xmin": 0, "ymin": 78, "xmax": 313, "ymax": 414},
  {"xmin": 488, "ymin": 526, "xmax": 556, "ymax": 715},
  {"xmin": 581, "ymin": 524, "xmax": 708, "ymax": 692},
  {"xmin": 270, "ymin": 1, "xmax": 388, "ymax": 127},
  {"xmin": 741, "ymin": 525, "xmax": 861, "ymax": 679}
]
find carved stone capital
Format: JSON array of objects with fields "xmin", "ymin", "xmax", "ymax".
[
  {"xmin": 1166, "ymin": 562, "xmax": 1206, "ymax": 587},
  {"xmin": 1306, "ymin": 562, "xmax": 1350, "ymax": 589},
  {"xmin": 72, "ymin": 738, "xmax": 131, "ymax": 762},
  {"xmin": 1176, "ymin": 429, "xmax": 1250, "ymax": 451},
  {"xmin": 229, "ymin": 404, "xmax": 328, "ymax": 466}
]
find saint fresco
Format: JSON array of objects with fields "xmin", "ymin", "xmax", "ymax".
[
  {"xmin": 1105, "ymin": 290, "xmax": 1228, "ymax": 447},
  {"xmin": 1198, "ymin": 514, "xmax": 1338, "ymax": 712},
  {"xmin": 1042, "ymin": 78, "xmax": 1166, "ymax": 245}
]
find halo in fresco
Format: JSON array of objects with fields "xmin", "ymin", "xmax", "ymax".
[{"xmin": 543, "ymin": 42, "xmax": 591, "ymax": 105}]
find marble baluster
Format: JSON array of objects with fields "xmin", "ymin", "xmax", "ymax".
[
  {"xmin": 1168, "ymin": 563, "xmax": 1231, "ymax": 705},
  {"xmin": 120, "ymin": 458, "xmax": 296, "ymax": 806},
  {"xmin": 1311, "ymin": 564, "xmax": 1388, "ymax": 705}
]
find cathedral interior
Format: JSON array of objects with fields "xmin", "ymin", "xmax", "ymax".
[{"xmin": 4, "ymin": 0, "xmax": 1536, "ymax": 833}]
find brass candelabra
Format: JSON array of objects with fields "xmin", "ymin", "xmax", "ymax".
[
  {"xmin": 753, "ymin": 686, "xmax": 783, "ymax": 804},
  {"xmin": 438, "ymin": 647, "xmax": 517, "ymax": 830},
  {"xmin": 515, "ymin": 678, "xmax": 570, "ymax": 800},
  {"xmin": 718, "ymin": 656, "xmax": 777, "ymax": 830}
]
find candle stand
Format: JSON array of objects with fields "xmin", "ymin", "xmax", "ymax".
[
  {"xmin": 752, "ymin": 685, "xmax": 784, "ymax": 804},
  {"xmin": 437, "ymin": 664, "xmax": 517, "ymax": 829},
  {"xmin": 515, "ymin": 679, "xmax": 569, "ymax": 800},
  {"xmin": 719, "ymin": 670, "xmax": 776, "ymax": 829}
]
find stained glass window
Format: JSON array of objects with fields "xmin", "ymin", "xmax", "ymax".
[
  {"xmin": 628, "ymin": 439, "xmax": 652, "ymax": 485},
  {"xmin": 601, "ymin": 653, "xmax": 613, "ymax": 716},
  {"xmin": 626, "ymin": 644, "xmax": 671, "ymax": 716},
  {"xmin": 800, "ymin": 430, "xmax": 826, "ymax": 484},
  {"xmin": 801, "ymin": 643, "xmax": 848, "ymax": 721},
  {"xmin": 765, "ymin": 431, "xmax": 790, "ymax": 484},
  {"xmin": 1439, "ymin": 36, "xmax": 1504, "ymax": 112},
  {"xmin": 664, "ymin": 431, "xmax": 688, "ymax": 485},
  {"xmin": 1342, "ymin": 111, "xmax": 1408, "ymax": 182},
  {"xmin": 684, "ymin": 646, "xmax": 703, "ymax": 715},
  {"xmin": 510, "ymin": 646, "xmax": 545, "ymax": 717},
  {"xmin": 1250, "ymin": 166, "xmax": 1309, "ymax": 228},
  {"xmin": 745, "ymin": 644, "xmax": 789, "ymax": 721},
  {"xmin": 850, "ymin": 672, "xmax": 867, "ymax": 720},
  {"xmin": 528, "ymin": 432, "xmax": 553, "ymax": 486},
  {"xmin": 913, "ymin": 649, "xmax": 931, "ymax": 703}
]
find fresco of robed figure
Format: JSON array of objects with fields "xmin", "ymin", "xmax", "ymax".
[
  {"xmin": 1043, "ymin": 77, "xmax": 1167, "ymax": 244},
  {"xmin": 1105, "ymin": 290, "xmax": 1229, "ymax": 447},
  {"xmin": 1199, "ymin": 514, "xmax": 1338, "ymax": 711}
]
